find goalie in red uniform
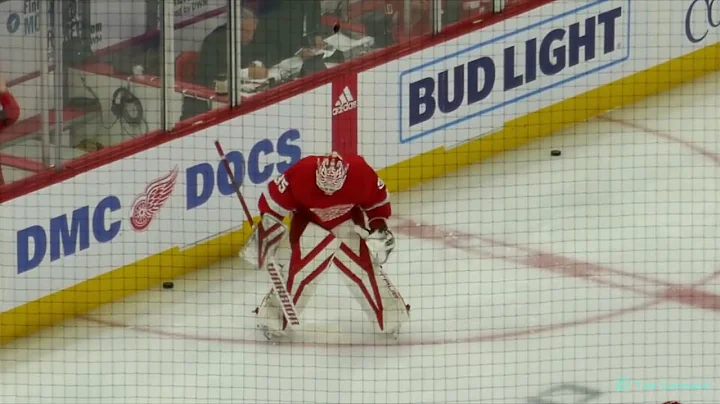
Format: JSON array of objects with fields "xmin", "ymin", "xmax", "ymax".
[{"xmin": 243, "ymin": 152, "xmax": 410, "ymax": 340}]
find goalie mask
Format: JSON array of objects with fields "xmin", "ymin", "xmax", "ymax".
[{"xmin": 316, "ymin": 152, "xmax": 349, "ymax": 195}]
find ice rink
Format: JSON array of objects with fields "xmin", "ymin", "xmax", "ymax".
[{"xmin": 2, "ymin": 71, "xmax": 720, "ymax": 404}]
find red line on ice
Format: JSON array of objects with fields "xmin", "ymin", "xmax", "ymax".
[{"xmin": 394, "ymin": 218, "xmax": 720, "ymax": 312}]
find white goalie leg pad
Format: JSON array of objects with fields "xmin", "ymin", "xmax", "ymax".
[
  {"xmin": 256, "ymin": 259, "xmax": 295, "ymax": 337},
  {"xmin": 241, "ymin": 214, "xmax": 287, "ymax": 268},
  {"xmin": 257, "ymin": 221, "xmax": 342, "ymax": 332},
  {"xmin": 373, "ymin": 265, "xmax": 410, "ymax": 335},
  {"xmin": 333, "ymin": 228, "xmax": 409, "ymax": 334}
]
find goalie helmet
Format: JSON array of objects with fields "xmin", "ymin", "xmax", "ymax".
[{"xmin": 316, "ymin": 152, "xmax": 349, "ymax": 195}]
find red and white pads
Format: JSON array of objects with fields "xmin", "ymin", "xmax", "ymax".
[
  {"xmin": 243, "ymin": 215, "xmax": 303, "ymax": 330},
  {"xmin": 241, "ymin": 214, "xmax": 287, "ymax": 269},
  {"xmin": 256, "ymin": 219, "xmax": 409, "ymax": 336}
]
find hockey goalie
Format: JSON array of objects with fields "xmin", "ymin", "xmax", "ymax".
[{"xmin": 242, "ymin": 152, "xmax": 410, "ymax": 340}]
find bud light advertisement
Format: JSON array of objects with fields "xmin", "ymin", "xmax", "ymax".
[{"xmin": 398, "ymin": 0, "xmax": 631, "ymax": 144}]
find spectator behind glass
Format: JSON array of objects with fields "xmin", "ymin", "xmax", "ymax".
[
  {"xmin": 195, "ymin": 2, "xmax": 324, "ymax": 87},
  {"xmin": 195, "ymin": 6, "xmax": 266, "ymax": 89},
  {"xmin": 0, "ymin": 73, "xmax": 20, "ymax": 131},
  {"xmin": 251, "ymin": 0, "xmax": 322, "ymax": 67}
]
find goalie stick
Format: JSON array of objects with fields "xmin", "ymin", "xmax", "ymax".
[{"xmin": 213, "ymin": 140, "xmax": 300, "ymax": 328}]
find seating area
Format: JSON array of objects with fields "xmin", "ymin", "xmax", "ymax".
[{"xmin": 0, "ymin": 0, "xmax": 496, "ymax": 189}]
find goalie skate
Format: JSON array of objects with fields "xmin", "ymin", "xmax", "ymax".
[
  {"xmin": 254, "ymin": 288, "xmax": 290, "ymax": 340},
  {"xmin": 258, "ymin": 324, "xmax": 287, "ymax": 341},
  {"xmin": 385, "ymin": 304, "xmax": 411, "ymax": 340}
]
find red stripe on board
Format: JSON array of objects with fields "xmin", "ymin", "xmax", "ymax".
[
  {"xmin": 0, "ymin": 153, "xmax": 46, "ymax": 172},
  {"xmin": 331, "ymin": 73, "xmax": 359, "ymax": 155},
  {"xmin": 7, "ymin": 71, "xmax": 45, "ymax": 88},
  {"xmin": 0, "ymin": 108, "xmax": 89, "ymax": 147},
  {"xmin": 175, "ymin": 7, "xmax": 228, "ymax": 30},
  {"xmin": 75, "ymin": 63, "xmax": 229, "ymax": 102}
]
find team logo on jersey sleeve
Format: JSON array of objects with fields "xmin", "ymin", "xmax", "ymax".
[{"xmin": 310, "ymin": 204, "xmax": 354, "ymax": 222}]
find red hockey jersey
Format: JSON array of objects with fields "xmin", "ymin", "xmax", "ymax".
[{"xmin": 258, "ymin": 155, "xmax": 391, "ymax": 231}]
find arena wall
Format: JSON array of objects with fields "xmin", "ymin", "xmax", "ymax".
[{"xmin": 1, "ymin": 0, "xmax": 719, "ymax": 343}]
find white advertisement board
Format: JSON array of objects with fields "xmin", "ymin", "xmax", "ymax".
[
  {"xmin": 358, "ymin": 0, "xmax": 720, "ymax": 169},
  {"xmin": 0, "ymin": 85, "xmax": 332, "ymax": 312}
]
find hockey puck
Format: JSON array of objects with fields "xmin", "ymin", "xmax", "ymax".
[
  {"xmin": 551, "ymin": 150, "xmax": 562, "ymax": 156},
  {"xmin": 162, "ymin": 281, "xmax": 174, "ymax": 289}
]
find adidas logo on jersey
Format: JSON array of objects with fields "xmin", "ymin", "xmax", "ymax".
[{"xmin": 332, "ymin": 86, "xmax": 357, "ymax": 116}]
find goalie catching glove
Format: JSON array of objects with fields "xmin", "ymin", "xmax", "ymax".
[{"xmin": 356, "ymin": 223, "xmax": 396, "ymax": 265}]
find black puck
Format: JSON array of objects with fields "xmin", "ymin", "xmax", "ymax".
[
  {"xmin": 162, "ymin": 281, "xmax": 174, "ymax": 289},
  {"xmin": 551, "ymin": 150, "xmax": 561, "ymax": 156}
]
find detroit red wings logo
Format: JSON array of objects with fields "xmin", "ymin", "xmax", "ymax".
[
  {"xmin": 310, "ymin": 204, "xmax": 354, "ymax": 222},
  {"xmin": 130, "ymin": 166, "xmax": 178, "ymax": 232}
]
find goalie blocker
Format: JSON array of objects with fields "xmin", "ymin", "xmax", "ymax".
[{"xmin": 243, "ymin": 152, "xmax": 410, "ymax": 339}]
